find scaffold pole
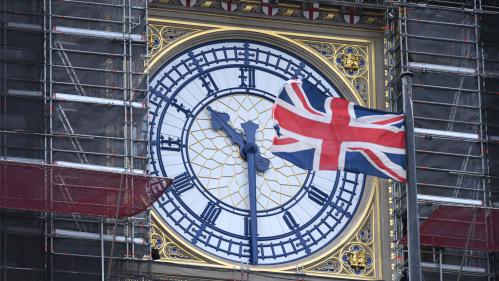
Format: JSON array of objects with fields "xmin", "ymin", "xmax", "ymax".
[{"xmin": 402, "ymin": 71, "xmax": 422, "ymax": 281}]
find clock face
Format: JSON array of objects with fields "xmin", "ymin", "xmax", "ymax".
[{"xmin": 149, "ymin": 40, "xmax": 365, "ymax": 265}]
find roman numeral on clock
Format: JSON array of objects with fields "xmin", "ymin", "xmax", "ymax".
[
  {"xmin": 172, "ymin": 172, "xmax": 195, "ymax": 195},
  {"xmin": 200, "ymin": 73, "xmax": 219, "ymax": 95},
  {"xmin": 283, "ymin": 211, "xmax": 299, "ymax": 230},
  {"xmin": 200, "ymin": 202, "xmax": 221, "ymax": 225},
  {"xmin": 308, "ymin": 185, "xmax": 328, "ymax": 206},
  {"xmin": 239, "ymin": 67, "xmax": 256, "ymax": 89},
  {"xmin": 191, "ymin": 202, "xmax": 222, "ymax": 244},
  {"xmin": 158, "ymin": 135, "xmax": 184, "ymax": 152}
]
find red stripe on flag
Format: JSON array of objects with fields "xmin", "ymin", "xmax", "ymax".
[
  {"xmin": 273, "ymin": 137, "xmax": 298, "ymax": 145},
  {"xmin": 290, "ymin": 82, "xmax": 323, "ymax": 116},
  {"xmin": 373, "ymin": 115, "xmax": 404, "ymax": 125},
  {"xmin": 349, "ymin": 147, "xmax": 406, "ymax": 182}
]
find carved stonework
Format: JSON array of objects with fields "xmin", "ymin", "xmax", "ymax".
[
  {"xmin": 307, "ymin": 206, "xmax": 376, "ymax": 278},
  {"xmin": 152, "ymin": 0, "xmax": 384, "ymax": 25},
  {"xmin": 342, "ymin": 244, "xmax": 374, "ymax": 275},
  {"xmin": 148, "ymin": 24, "xmax": 201, "ymax": 60},
  {"xmin": 298, "ymin": 40, "xmax": 370, "ymax": 102},
  {"xmin": 315, "ymin": 257, "xmax": 342, "ymax": 273},
  {"xmin": 151, "ymin": 219, "xmax": 205, "ymax": 263}
]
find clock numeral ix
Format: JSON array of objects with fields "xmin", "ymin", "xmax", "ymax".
[
  {"xmin": 172, "ymin": 172, "xmax": 195, "ymax": 195},
  {"xmin": 158, "ymin": 135, "xmax": 184, "ymax": 152},
  {"xmin": 308, "ymin": 185, "xmax": 328, "ymax": 206}
]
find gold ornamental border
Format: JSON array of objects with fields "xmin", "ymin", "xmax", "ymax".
[
  {"xmin": 151, "ymin": 179, "xmax": 381, "ymax": 279},
  {"xmin": 147, "ymin": 18, "xmax": 377, "ymax": 108},
  {"xmin": 147, "ymin": 18, "xmax": 382, "ymax": 280}
]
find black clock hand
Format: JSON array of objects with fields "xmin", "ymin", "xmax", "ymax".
[
  {"xmin": 241, "ymin": 120, "xmax": 259, "ymax": 264},
  {"xmin": 207, "ymin": 106, "xmax": 270, "ymax": 172},
  {"xmin": 207, "ymin": 106, "xmax": 245, "ymax": 153}
]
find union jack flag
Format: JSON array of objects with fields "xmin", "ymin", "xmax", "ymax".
[{"xmin": 271, "ymin": 79, "xmax": 407, "ymax": 182}]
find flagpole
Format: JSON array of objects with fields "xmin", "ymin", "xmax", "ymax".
[{"xmin": 402, "ymin": 71, "xmax": 422, "ymax": 281}]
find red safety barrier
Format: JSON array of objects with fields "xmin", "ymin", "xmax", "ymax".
[
  {"xmin": 0, "ymin": 160, "xmax": 171, "ymax": 218},
  {"xmin": 400, "ymin": 205, "xmax": 499, "ymax": 252}
]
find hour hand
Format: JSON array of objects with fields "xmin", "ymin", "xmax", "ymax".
[{"xmin": 207, "ymin": 106, "xmax": 245, "ymax": 150}]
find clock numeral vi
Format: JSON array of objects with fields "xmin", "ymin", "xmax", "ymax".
[
  {"xmin": 172, "ymin": 172, "xmax": 195, "ymax": 195},
  {"xmin": 239, "ymin": 67, "xmax": 256, "ymax": 89},
  {"xmin": 283, "ymin": 211, "xmax": 299, "ymax": 230},
  {"xmin": 308, "ymin": 185, "xmax": 328, "ymax": 206},
  {"xmin": 200, "ymin": 202, "xmax": 221, "ymax": 225},
  {"xmin": 244, "ymin": 217, "xmax": 251, "ymax": 236}
]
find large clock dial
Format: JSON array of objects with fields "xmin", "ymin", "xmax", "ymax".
[{"xmin": 149, "ymin": 40, "xmax": 365, "ymax": 265}]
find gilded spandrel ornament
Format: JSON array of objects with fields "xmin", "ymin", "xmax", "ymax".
[
  {"xmin": 349, "ymin": 250, "xmax": 367, "ymax": 269},
  {"xmin": 147, "ymin": 24, "xmax": 201, "ymax": 59},
  {"xmin": 296, "ymin": 40, "xmax": 370, "ymax": 103},
  {"xmin": 342, "ymin": 52, "xmax": 361, "ymax": 71},
  {"xmin": 335, "ymin": 47, "xmax": 367, "ymax": 76},
  {"xmin": 315, "ymin": 257, "xmax": 342, "ymax": 273},
  {"xmin": 306, "ymin": 207, "xmax": 376, "ymax": 278},
  {"xmin": 358, "ymin": 219, "xmax": 373, "ymax": 244},
  {"xmin": 151, "ymin": 220, "xmax": 204, "ymax": 262},
  {"xmin": 341, "ymin": 244, "xmax": 374, "ymax": 275}
]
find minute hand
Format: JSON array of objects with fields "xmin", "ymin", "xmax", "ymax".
[{"xmin": 241, "ymin": 121, "xmax": 259, "ymax": 264}]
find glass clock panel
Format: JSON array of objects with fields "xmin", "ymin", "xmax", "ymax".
[{"xmin": 149, "ymin": 41, "xmax": 365, "ymax": 265}]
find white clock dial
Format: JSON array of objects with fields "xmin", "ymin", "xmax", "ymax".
[{"xmin": 149, "ymin": 41, "xmax": 365, "ymax": 265}]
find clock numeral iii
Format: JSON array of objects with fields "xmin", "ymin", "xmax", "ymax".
[
  {"xmin": 308, "ymin": 185, "xmax": 328, "ymax": 206},
  {"xmin": 200, "ymin": 202, "xmax": 221, "ymax": 225},
  {"xmin": 172, "ymin": 172, "xmax": 195, "ymax": 195}
]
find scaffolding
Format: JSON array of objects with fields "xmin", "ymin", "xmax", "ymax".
[
  {"xmin": 386, "ymin": 0, "xmax": 499, "ymax": 280},
  {"xmin": 0, "ymin": 0, "xmax": 498, "ymax": 280},
  {"xmin": 0, "ymin": 0, "xmax": 151, "ymax": 280}
]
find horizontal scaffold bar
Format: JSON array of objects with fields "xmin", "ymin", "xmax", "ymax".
[
  {"xmin": 53, "ymin": 93, "xmax": 146, "ymax": 109},
  {"xmin": 53, "ymin": 26, "xmax": 145, "ymax": 42},
  {"xmin": 417, "ymin": 194, "xmax": 482, "ymax": 206}
]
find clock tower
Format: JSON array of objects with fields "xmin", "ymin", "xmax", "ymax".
[{"xmin": 147, "ymin": 1, "xmax": 389, "ymax": 280}]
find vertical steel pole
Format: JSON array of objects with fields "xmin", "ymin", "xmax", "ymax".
[
  {"xmin": 101, "ymin": 218, "xmax": 105, "ymax": 281},
  {"xmin": 439, "ymin": 250, "xmax": 443, "ymax": 281},
  {"xmin": 402, "ymin": 71, "xmax": 422, "ymax": 281}
]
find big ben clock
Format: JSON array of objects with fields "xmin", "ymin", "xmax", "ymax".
[{"xmin": 148, "ymin": 39, "xmax": 370, "ymax": 267}]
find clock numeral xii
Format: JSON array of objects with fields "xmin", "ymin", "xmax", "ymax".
[{"xmin": 239, "ymin": 67, "xmax": 256, "ymax": 89}]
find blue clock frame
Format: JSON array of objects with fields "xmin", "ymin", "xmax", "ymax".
[{"xmin": 149, "ymin": 40, "xmax": 366, "ymax": 265}]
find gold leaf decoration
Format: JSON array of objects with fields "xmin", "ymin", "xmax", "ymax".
[
  {"xmin": 307, "ymin": 206, "xmax": 376, "ymax": 278},
  {"xmin": 297, "ymin": 39, "xmax": 370, "ymax": 102}
]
